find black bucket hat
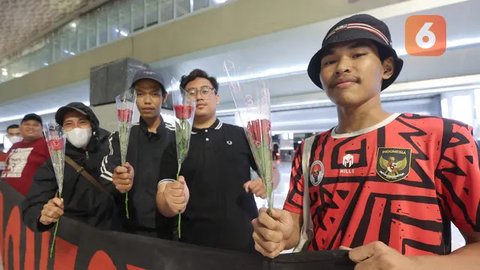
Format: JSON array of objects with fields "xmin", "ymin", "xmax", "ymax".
[{"xmin": 307, "ymin": 14, "xmax": 403, "ymax": 91}]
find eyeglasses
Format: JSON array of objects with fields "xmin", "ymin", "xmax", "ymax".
[{"xmin": 185, "ymin": 86, "xmax": 215, "ymax": 98}]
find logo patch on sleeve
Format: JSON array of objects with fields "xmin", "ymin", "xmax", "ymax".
[{"xmin": 376, "ymin": 147, "xmax": 411, "ymax": 182}]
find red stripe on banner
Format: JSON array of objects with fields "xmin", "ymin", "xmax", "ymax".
[
  {"xmin": 53, "ymin": 237, "xmax": 78, "ymax": 270},
  {"xmin": 88, "ymin": 250, "xmax": 116, "ymax": 270},
  {"xmin": 40, "ymin": 232, "xmax": 50, "ymax": 270},
  {"xmin": 0, "ymin": 192, "xmax": 3, "ymax": 267},
  {"xmin": 25, "ymin": 228, "xmax": 35, "ymax": 270},
  {"xmin": 4, "ymin": 206, "xmax": 20, "ymax": 270}
]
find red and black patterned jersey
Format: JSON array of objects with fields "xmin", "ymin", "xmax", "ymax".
[{"xmin": 284, "ymin": 113, "xmax": 480, "ymax": 255}]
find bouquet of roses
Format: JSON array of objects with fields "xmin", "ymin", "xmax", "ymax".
[
  {"xmin": 172, "ymin": 89, "xmax": 196, "ymax": 238},
  {"xmin": 43, "ymin": 122, "xmax": 66, "ymax": 258},
  {"xmin": 225, "ymin": 61, "xmax": 275, "ymax": 212},
  {"xmin": 115, "ymin": 90, "xmax": 135, "ymax": 219}
]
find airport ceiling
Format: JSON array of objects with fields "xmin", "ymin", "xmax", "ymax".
[
  {"xmin": 0, "ymin": 0, "xmax": 110, "ymax": 60},
  {"xmin": 0, "ymin": 0, "xmax": 479, "ymax": 133}
]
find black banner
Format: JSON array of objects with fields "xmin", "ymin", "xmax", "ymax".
[{"xmin": 0, "ymin": 182, "xmax": 354, "ymax": 269}]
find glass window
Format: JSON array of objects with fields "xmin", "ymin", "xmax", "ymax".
[
  {"xmin": 175, "ymin": 0, "xmax": 191, "ymax": 18},
  {"xmin": 193, "ymin": 0, "xmax": 209, "ymax": 11},
  {"xmin": 67, "ymin": 23, "xmax": 78, "ymax": 55},
  {"xmin": 87, "ymin": 13, "xmax": 97, "ymax": 49},
  {"xmin": 77, "ymin": 19, "xmax": 88, "ymax": 52},
  {"xmin": 97, "ymin": 8, "xmax": 108, "ymax": 45},
  {"xmin": 108, "ymin": 4, "xmax": 119, "ymax": 42},
  {"xmin": 118, "ymin": 0, "xmax": 131, "ymax": 36},
  {"xmin": 34, "ymin": 42, "xmax": 51, "ymax": 68},
  {"xmin": 160, "ymin": 0, "xmax": 174, "ymax": 22},
  {"xmin": 146, "ymin": 0, "xmax": 159, "ymax": 27},
  {"xmin": 132, "ymin": 0, "xmax": 145, "ymax": 32},
  {"xmin": 52, "ymin": 32, "xmax": 62, "ymax": 62},
  {"xmin": 60, "ymin": 27, "xmax": 71, "ymax": 59}
]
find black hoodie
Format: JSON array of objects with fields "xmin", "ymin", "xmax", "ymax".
[{"xmin": 22, "ymin": 103, "xmax": 121, "ymax": 232}]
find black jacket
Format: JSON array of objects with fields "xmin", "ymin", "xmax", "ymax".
[
  {"xmin": 22, "ymin": 117, "xmax": 120, "ymax": 232},
  {"xmin": 100, "ymin": 117, "xmax": 176, "ymax": 239}
]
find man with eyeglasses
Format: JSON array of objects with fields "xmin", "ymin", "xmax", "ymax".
[
  {"xmin": 101, "ymin": 68, "xmax": 176, "ymax": 239},
  {"xmin": 1, "ymin": 114, "xmax": 49, "ymax": 196},
  {"xmin": 22, "ymin": 102, "xmax": 121, "ymax": 231},
  {"xmin": 156, "ymin": 69, "xmax": 273, "ymax": 253}
]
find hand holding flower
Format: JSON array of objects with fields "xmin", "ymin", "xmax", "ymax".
[
  {"xmin": 112, "ymin": 162, "xmax": 134, "ymax": 193},
  {"xmin": 39, "ymin": 197, "xmax": 64, "ymax": 226},
  {"xmin": 157, "ymin": 176, "xmax": 190, "ymax": 217}
]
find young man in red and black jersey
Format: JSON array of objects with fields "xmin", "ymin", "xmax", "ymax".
[{"xmin": 252, "ymin": 14, "xmax": 480, "ymax": 269}]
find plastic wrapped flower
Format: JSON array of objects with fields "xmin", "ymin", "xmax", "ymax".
[
  {"xmin": 43, "ymin": 122, "xmax": 66, "ymax": 258},
  {"xmin": 225, "ymin": 61, "xmax": 275, "ymax": 212},
  {"xmin": 172, "ymin": 89, "xmax": 196, "ymax": 238},
  {"xmin": 115, "ymin": 90, "xmax": 136, "ymax": 219}
]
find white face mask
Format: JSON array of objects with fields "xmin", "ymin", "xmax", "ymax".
[
  {"xmin": 66, "ymin": 127, "xmax": 92, "ymax": 149},
  {"xmin": 7, "ymin": 135, "xmax": 22, "ymax": 144}
]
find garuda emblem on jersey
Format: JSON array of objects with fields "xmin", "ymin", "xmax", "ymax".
[
  {"xmin": 376, "ymin": 147, "xmax": 411, "ymax": 182},
  {"xmin": 309, "ymin": 160, "xmax": 324, "ymax": 186}
]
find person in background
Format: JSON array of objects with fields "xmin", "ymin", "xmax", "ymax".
[
  {"xmin": 156, "ymin": 69, "xmax": 277, "ymax": 253},
  {"xmin": 5, "ymin": 124, "xmax": 22, "ymax": 146},
  {"xmin": 251, "ymin": 14, "xmax": 480, "ymax": 269},
  {"xmin": 2, "ymin": 124, "xmax": 21, "ymax": 151},
  {"xmin": 1, "ymin": 114, "xmax": 49, "ymax": 195},
  {"xmin": 22, "ymin": 102, "xmax": 121, "ymax": 231},
  {"xmin": 101, "ymin": 69, "xmax": 176, "ymax": 239},
  {"xmin": 0, "ymin": 144, "xmax": 6, "ymax": 173},
  {"xmin": 1, "ymin": 124, "xmax": 22, "ymax": 172}
]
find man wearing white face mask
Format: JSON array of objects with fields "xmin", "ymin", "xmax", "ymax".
[
  {"xmin": 4, "ymin": 124, "xmax": 22, "ymax": 150},
  {"xmin": 0, "ymin": 124, "xmax": 20, "ymax": 172},
  {"xmin": 22, "ymin": 102, "xmax": 122, "ymax": 232}
]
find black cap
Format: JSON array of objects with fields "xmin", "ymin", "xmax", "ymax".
[
  {"xmin": 55, "ymin": 102, "xmax": 100, "ymax": 132},
  {"xmin": 21, "ymin": 113, "xmax": 42, "ymax": 125},
  {"xmin": 307, "ymin": 14, "xmax": 403, "ymax": 91},
  {"xmin": 131, "ymin": 69, "xmax": 167, "ymax": 95}
]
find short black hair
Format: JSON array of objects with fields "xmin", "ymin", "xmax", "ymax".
[
  {"xmin": 180, "ymin": 69, "xmax": 219, "ymax": 94},
  {"xmin": 6, "ymin": 124, "xmax": 19, "ymax": 131}
]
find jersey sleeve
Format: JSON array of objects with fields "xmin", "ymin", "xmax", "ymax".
[
  {"xmin": 435, "ymin": 121, "xmax": 480, "ymax": 233},
  {"xmin": 283, "ymin": 142, "xmax": 305, "ymax": 215}
]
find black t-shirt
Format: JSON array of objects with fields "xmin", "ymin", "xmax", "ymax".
[
  {"xmin": 160, "ymin": 119, "xmax": 258, "ymax": 253},
  {"xmin": 101, "ymin": 118, "xmax": 176, "ymax": 239}
]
